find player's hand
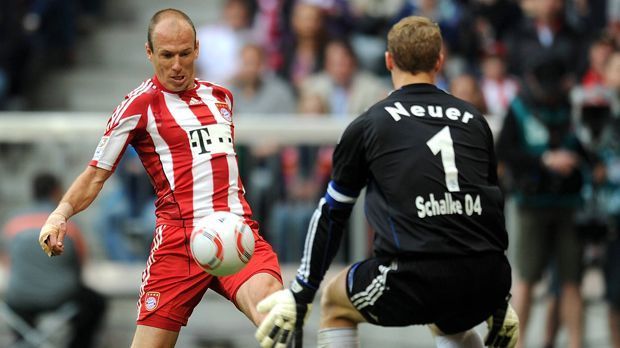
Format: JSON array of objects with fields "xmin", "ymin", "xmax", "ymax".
[
  {"xmin": 255, "ymin": 289, "xmax": 312, "ymax": 348},
  {"xmin": 38, "ymin": 212, "xmax": 67, "ymax": 257},
  {"xmin": 484, "ymin": 301, "xmax": 519, "ymax": 348}
]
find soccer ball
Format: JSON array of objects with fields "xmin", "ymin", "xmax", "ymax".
[{"xmin": 190, "ymin": 212, "xmax": 255, "ymax": 277}]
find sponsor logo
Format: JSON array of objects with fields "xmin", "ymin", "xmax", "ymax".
[
  {"xmin": 144, "ymin": 291, "xmax": 160, "ymax": 311},
  {"xmin": 188, "ymin": 125, "xmax": 233, "ymax": 155},
  {"xmin": 189, "ymin": 97, "xmax": 202, "ymax": 106}
]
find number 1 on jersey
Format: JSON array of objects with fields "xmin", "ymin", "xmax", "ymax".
[{"xmin": 426, "ymin": 126, "xmax": 460, "ymax": 192}]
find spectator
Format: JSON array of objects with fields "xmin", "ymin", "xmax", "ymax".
[
  {"xmin": 345, "ymin": 0, "xmax": 404, "ymax": 74},
  {"xmin": 196, "ymin": 0, "xmax": 256, "ymax": 84},
  {"xmin": 565, "ymin": 0, "xmax": 608, "ymax": 36},
  {"xmin": 560, "ymin": 51, "xmax": 620, "ymax": 348},
  {"xmin": 300, "ymin": 38, "xmax": 388, "ymax": 118},
  {"xmin": 449, "ymin": 73, "xmax": 507, "ymax": 141},
  {"xmin": 252, "ymin": 0, "xmax": 287, "ymax": 70},
  {"xmin": 1, "ymin": 173, "xmax": 106, "ymax": 348},
  {"xmin": 497, "ymin": 55, "xmax": 590, "ymax": 348},
  {"xmin": 540, "ymin": 48, "xmax": 619, "ymax": 348},
  {"xmin": 445, "ymin": 0, "xmax": 521, "ymax": 70},
  {"xmin": 268, "ymin": 93, "xmax": 333, "ymax": 262},
  {"xmin": 480, "ymin": 48, "xmax": 518, "ymax": 114},
  {"xmin": 581, "ymin": 33, "xmax": 615, "ymax": 88},
  {"xmin": 227, "ymin": 42, "xmax": 297, "ymax": 238},
  {"xmin": 505, "ymin": 0, "xmax": 583, "ymax": 77},
  {"xmin": 449, "ymin": 73, "xmax": 487, "ymax": 114},
  {"xmin": 467, "ymin": 0, "xmax": 523, "ymax": 43},
  {"xmin": 228, "ymin": 43, "xmax": 297, "ymax": 115},
  {"xmin": 278, "ymin": 1, "xmax": 327, "ymax": 90}
]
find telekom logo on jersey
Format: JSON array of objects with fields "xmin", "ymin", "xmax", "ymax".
[
  {"xmin": 188, "ymin": 124, "xmax": 233, "ymax": 155},
  {"xmin": 384, "ymin": 102, "xmax": 474, "ymax": 123}
]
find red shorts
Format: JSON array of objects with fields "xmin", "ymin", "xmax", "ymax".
[{"xmin": 136, "ymin": 221, "xmax": 282, "ymax": 331}]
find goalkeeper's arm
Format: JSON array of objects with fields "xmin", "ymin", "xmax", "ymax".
[{"xmin": 255, "ymin": 181, "xmax": 359, "ymax": 348}]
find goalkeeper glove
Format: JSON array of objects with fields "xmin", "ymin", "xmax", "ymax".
[
  {"xmin": 255, "ymin": 279, "xmax": 315, "ymax": 348},
  {"xmin": 484, "ymin": 299, "xmax": 519, "ymax": 348}
]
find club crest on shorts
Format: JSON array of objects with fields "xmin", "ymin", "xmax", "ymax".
[
  {"xmin": 144, "ymin": 291, "xmax": 160, "ymax": 311},
  {"xmin": 216, "ymin": 102, "xmax": 232, "ymax": 122}
]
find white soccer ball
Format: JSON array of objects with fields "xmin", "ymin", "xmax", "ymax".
[{"xmin": 190, "ymin": 212, "xmax": 255, "ymax": 277}]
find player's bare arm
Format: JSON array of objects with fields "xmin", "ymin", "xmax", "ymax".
[{"xmin": 39, "ymin": 165, "xmax": 112, "ymax": 256}]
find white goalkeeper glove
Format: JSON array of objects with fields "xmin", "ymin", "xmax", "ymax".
[
  {"xmin": 484, "ymin": 300, "xmax": 519, "ymax": 348},
  {"xmin": 256, "ymin": 280, "xmax": 314, "ymax": 348}
]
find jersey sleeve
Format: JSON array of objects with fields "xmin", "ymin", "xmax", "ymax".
[
  {"xmin": 330, "ymin": 115, "xmax": 370, "ymax": 197},
  {"xmin": 89, "ymin": 89, "xmax": 149, "ymax": 171},
  {"xmin": 293, "ymin": 115, "xmax": 370, "ymax": 299}
]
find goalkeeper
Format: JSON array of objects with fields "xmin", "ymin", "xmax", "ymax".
[{"xmin": 256, "ymin": 16, "xmax": 518, "ymax": 348}]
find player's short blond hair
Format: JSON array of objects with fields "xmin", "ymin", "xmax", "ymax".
[{"xmin": 387, "ymin": 16, "xmax": 442, "ymax": 74}]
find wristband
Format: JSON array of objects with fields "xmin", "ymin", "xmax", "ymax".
[{"xmin": 290, "ymin": 278, "xmax": 317, "ymax": 304}]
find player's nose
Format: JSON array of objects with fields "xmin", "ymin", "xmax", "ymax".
[{"xmin": 171, "ymin": 56, "xmax": 182, "ymax": 71}]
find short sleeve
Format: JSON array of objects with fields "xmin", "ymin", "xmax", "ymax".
[{"xmin": 89, "ymin": 88, "xmax": 150, "ymax": 171}]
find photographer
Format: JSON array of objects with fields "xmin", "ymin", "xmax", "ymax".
[
  {"xmin": 496, "ymin": 54, "xmax": 593, "ymax": 348},
  {"xmin": 571, "ymin": 51, "xmax": 620, "ymax": 348}
]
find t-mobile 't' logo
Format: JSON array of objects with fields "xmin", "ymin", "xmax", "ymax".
[{"xmin": 189, "ymin": 126, "xmax": 232, "ymax": 154}]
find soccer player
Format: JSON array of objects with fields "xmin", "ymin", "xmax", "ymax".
[
  {"xmin": 255, "ymin": 16, "xmax": 519, "ymax": 348},
  {"xmin": 37, "ymin": 8, "xmax": 283, "ymax": 348}
]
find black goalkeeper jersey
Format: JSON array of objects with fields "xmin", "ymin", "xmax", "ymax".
[{"xmin": 296, "ymin": 83, "xmax": 508, "ymax": 290}]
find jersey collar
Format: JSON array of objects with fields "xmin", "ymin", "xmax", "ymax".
[
  {"xmin": 393, "ymin": 83, "xmax": 442, "ymax": 95},
  {"xmin": 152, "ymin": 75, "xmax": 200, "ymax": 94}
]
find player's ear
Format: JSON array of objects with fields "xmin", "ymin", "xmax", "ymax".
[
  {"xmin": 385, "ymin": 51, "xmax": 394, "ymax": 71},
  {"xmin": 195, "ymin": 39, "xmax": 200, "ymax": 58},
  {"xmin": 434, "ymin": 52, "xmax": 445, "ymax": 73},
  {"xmin": 146, "ymin": 42, "xmax": 153, "ymax": 61}
]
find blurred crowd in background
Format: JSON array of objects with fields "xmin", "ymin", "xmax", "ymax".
[
  {"xmin": 0, "ymin": 0, "xmax": 105, "ymax": 109},
  {"xmin": 3, "ymin": 0, "xmax": 620, "ymax": 346}
]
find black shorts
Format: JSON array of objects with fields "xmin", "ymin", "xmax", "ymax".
[{"xmin": 345, "ymin": 252, "xmax": 512, "ymax": 334}]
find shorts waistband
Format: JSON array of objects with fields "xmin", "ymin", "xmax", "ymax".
[{"xmin": 156, "ymin": 218, "xmax": 194, "ymax": 228}]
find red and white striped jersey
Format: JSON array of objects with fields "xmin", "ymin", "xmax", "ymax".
[{"xmin": 90, "ymin": 76, "xmax": 253, "ymax": 227}]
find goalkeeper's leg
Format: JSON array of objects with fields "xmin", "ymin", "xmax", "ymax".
[{"xmin": 317, "ymin": 267, "xmax": 366, "ymax": 348}]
